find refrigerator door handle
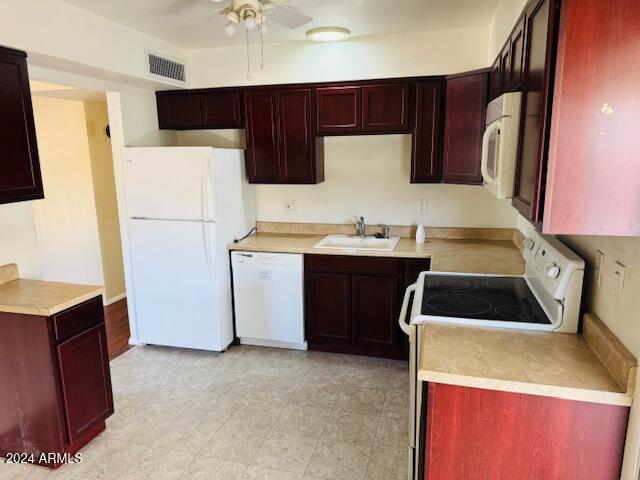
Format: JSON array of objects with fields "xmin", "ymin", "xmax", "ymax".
[
  {"xmin": 202, "ymin": 159, "xmax": 215, "ymax": 279},
  {"xmin": 399, "ymin": 283, "xmax": 417, "ymax": 335}
]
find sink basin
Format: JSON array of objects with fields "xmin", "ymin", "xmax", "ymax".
[{"xmin": 313, "ymin": 235, "xmax": 400, "ymax": 252}]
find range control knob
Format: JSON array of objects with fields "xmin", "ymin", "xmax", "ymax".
[
  {"xmin": 523, "ymin": 238, "xmax": 535, "ymax": 250},
  {"xmin": 545, "ymin": 262, "xmax": 561, "ymax": 278}
]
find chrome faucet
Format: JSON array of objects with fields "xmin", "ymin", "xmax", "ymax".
[
  {"xmin": 355, "ymin": 216, "xmax": 366, "ymax": 239},
  {"xmin": 380, "ymin": 224, "xmax": 390, "ymax": 239}
]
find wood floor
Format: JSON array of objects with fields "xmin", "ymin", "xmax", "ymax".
[{"xmin": 104, "ymin": 298, "xmax": 131, "ymax": 360}]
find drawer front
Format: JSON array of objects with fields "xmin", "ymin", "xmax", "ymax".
[
  {"xmin": 305, "ymin": 254, "xmax": 398, "ymax": 276},
  {"xmin": 53, "ymin": 296, "xmax": 104, "ymax": 343}
]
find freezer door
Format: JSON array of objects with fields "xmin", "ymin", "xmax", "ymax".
[
  {"xmin": 124, "ymin": 147, "xmax": 216, "ymax": 221},
  {"xmin": 129, "ymin": 218, "xmax": 227, "ymax": 351}
]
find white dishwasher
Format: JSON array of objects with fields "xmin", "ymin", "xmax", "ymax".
[{"xmin": 231, "ymin": 251, "xmax": 306, "ymax": 350}]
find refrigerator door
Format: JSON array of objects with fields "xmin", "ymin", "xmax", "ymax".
[
  {"xmin": 129, "ymin": 218, "xmax": 225, "ymax": 351},
  {"xmin": 124, "ymin": 147, "xmax": 216, "ymax": 221}
]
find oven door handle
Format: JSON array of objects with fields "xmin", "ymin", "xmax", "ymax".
[{"xmin": 399, "ymin": 283, "xmax": 416, "ymax": 336}]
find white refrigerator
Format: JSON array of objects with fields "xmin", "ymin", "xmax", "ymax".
[{"xmin": 123, "ymin": 147, "xmax": 255, "ymax": 351}]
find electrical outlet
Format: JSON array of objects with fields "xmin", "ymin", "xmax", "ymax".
[
  {"xmin": 284, "ymin": 200, "xmax": 297, "ymax": 214},
  {"xmin": 595, "ymin": 250, "xmax": 605, "ymax": 286},
  {"xmin": 612, "ymin": 261, "xmax": 626, "ymax": 300},
  {"xmin": 417, "ymin": 199, "xmax": 428, "ymax": 216}
]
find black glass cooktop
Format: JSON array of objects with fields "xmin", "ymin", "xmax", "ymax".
[{"xmin": 420, "ymin": 274, "xmax": 551, "ymax": 324}]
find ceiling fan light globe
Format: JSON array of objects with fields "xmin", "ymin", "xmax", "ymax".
[
  {"xmin": 224, "ymin": 22, "xmax": 237, "ymax": 36},
  {"xmin": 225, "ymin": 10, "xmax": 240, "ymax": 23},
  {"xmin": 306, "ymin": 27, "xmax": 351, "ymax": 42},
  {"xmin": 243, "ymin": 17, "xmax": 258, "ymax": 30}
]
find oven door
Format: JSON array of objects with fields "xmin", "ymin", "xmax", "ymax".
[
  {"xmin": 399, "ymin": 282, "xmax": 425, "ymax": 480},
  {"xmin": 481, "ymin": 118, "xmax": 502, "ymax": 198}
]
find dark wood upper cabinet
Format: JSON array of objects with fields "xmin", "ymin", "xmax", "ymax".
[
  {"xmin": 442, "ymin": 72, "xmax": 488, "ymax": 184},
  {"xmin": 316, "ymin": 86, "xmax": 362, "ymax": 134},
  {"xmin": 157, "ymin": 92, "xmax": 202, "ymax": 129},
  {"xmin": 200, "ymin": 89, "xmax": 243, "ymax": 128},
  {"xmin": 245, "ymin": 88, "xmax": 323, "ymax": 184},
  {"xmin": 0, "ymin": 46, "xmax": 44, "ymax": 205},
  {"xmin": 244, "ymin": 90, "xmax": 281, "ymax": 183},
  {"xmin": 157, "ymin": 89, "xmax": 242, "ymax": 129},
  {"xmin": 362, "ymin": 83, "xmax": 410, "ymax": 132},
  {"xmin": 512, "ymin": 0, "xmax": 559, "ymax": 223},
  {"xmin": 411, "ymin": 81, "xmax": 444, "ymax": 183},
  {"xmin": 543, "ymin": 0, "xmax": 640, "ymax": 236},
  {"xmin": 508, "ymin": 17, "xmax": 526, "ymax": 91},
  {"xmin": 277, "ymin": 88, "xmax": 323, "ymax": 184},
  {"xmin": 500, "ymin": 41, "xmax": 512, "ymax": 95},
  {"xmin": 488, "ymin": 56, "xmax": 502, "ymax": 101}
]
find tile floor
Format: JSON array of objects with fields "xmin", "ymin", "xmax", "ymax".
[{"xmin": 2, "ymin": 345, "xmax": 410, "ymax": 480}]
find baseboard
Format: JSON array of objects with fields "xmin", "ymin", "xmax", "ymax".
[
  {"xmin": 239, "ymin": 337, "xmax": 308, "ymax": 351},
  {"xmin": 104, "ymin": 292, "xmax": 126, "ymax": 306}
]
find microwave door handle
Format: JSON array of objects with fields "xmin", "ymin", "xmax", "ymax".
[
  {"xmin": 481, "ymin": 120, "xmax": 501, "ymax": 185},
  {"xmin": 399, "ymin": 283, "xmax": 417, "ymax": 335}
]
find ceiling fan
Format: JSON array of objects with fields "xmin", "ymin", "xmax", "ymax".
[{"xmin": 204, "ymin": 0, "xmax": 363, "ymax": 36}]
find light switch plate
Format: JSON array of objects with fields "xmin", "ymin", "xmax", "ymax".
[
  {"xmin": 595, "ymin": 250, "xmax": 605, "ymax": 286},
  {"xmin": 612, "ymin": 261, "xmax": 626, "ymax": 300},
  {"xmin": 284, "ymin": 200, "xmax": 297, "ymax": 214},
  {"xmin": 417, "ymin": 199, "xmax": 428, "ymax": 215}
]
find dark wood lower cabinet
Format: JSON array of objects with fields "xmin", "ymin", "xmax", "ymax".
[
  {"xmin": 422, "ymin": 383, "xmax": 629, "ymax": 480},
  {"xmin": 304, "ymin": 255, "xmax": 429, "ymax": 360},
  {"xmin": 0, "ymin": 296, "xmax": 113, "ymax": 467}
]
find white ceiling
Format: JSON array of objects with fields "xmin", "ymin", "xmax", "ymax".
[{"xmin": 60, "ymin": 0, "xmax": 500, "ymax": 50}]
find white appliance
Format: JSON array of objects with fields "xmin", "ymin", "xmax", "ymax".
[
  {"xmin": 124, "ymin": 147, "xmax": 255, "ymax": 351},
  {"xmin": 231, "ymin": 251, "xmax": 306, "ymax": 350},
  {"xmin": 481, "ymin": 92, "xmax": 522, "ymax": 199},
  {"xmin": 399, "ymin": 230, "xmax": 584, "ymax": 480}
]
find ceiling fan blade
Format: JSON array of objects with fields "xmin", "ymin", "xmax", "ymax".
[
  {"xmin": 178, "ymin": 6, "xmax": 229, "ymax": 30},
  {"xmin": 267, "ymin": 4, "xmax": 313, "ymax": 29},
  {"xmin": 279, "ymin": 0, "xmax": 363, "ymax": 6}
]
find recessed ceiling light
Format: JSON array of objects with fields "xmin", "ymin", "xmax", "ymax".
[{"xmin": 306, "ymin": 27, "xmax": 351, "ymax": 43}]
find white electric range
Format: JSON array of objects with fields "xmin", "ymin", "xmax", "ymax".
[{"xmin": 398, "ymin": 230, "xmax": 585, "ymax": 480}]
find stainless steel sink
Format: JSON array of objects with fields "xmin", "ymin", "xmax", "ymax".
[{"xmin": 313, "ymin": 235, "xmax": 400, "ymax": 252}]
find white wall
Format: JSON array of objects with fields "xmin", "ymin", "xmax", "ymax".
[
  {"xmin": 31, "ymin": 96, "xmax": 104, "ymax": 286},
  {"xmin": 189, "ymin": 27, "xmax": 490, "ymax": 88},
  {"xmin": 487, "ymin": 0, "xmax": 528, "ymax": 62},
  {"xmin": 0, "ymin": 0, "xmax": 186, "ymax": 85},
  {"xmin": 0, "ymin": 203, "xmax": 41, "ymax": 279},
  {"xmin": 182, "ymin": 27, "xmax": 517, "ymax": 228}
]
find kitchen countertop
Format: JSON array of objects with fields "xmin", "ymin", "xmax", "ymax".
[
  {"xmin": 0, "ymin": 264, "xmax": 103, "ymax": 316},
  {"xmin": 229, "ymin": 233, "xmax": 525, "ymax": 275},
  {"xmin": 418, "ymin": 322, "xmax": 633, "ymax": 406}
]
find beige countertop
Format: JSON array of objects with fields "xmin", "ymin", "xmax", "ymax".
[
  {"xmin": 229, "ymin": 233, "xmax": 525, "ymax": 275},
  {"xmin": 418, "ymin": 322, "xmax": 633, "ymax": 406},
  {"xmin": 0, "ymin": 264, "xmax": 103, "ymax": 316}
]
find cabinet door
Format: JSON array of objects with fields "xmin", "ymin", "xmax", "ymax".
[
  {"xmin": 0, "ymin": 48, "xmax": 43, "ymax": 205},
  {"xmin": 488, "ymin": 56, "xmax": 502, "ymax": 101},
  {"xmin": 500, "ymin": 41, "xmax": 511, "ymax": 93},
  {"xmin": 352, "ymin": 275, "xmax": 399, "ymax": 355},
  {"xmin": 411, "ymin": 81, "xmax": 443, "ymax": 183},
  {"xmin": 305, "ymin": 273, "xmax": 351, "ymax": 347},
  {"xmin": 362, "ymin": 83, "xmax": 410, "ymax": 132},
  {"xmin": 512, "ymin": 0, "xmax": 558, "ymax": 222},
  {"xmin": 277, "ymin": 88, "xmax": 318, "ymax": 183},
  {"xmin": 508, "ymin": 17, "xmax": 526, "ymax": 91},
  {"xmin": 544, "ymin": 0, "xmax": 640, "ymax": 236},
  {"xmin": 442, "ymin": 73, "xmax": 488, "ymax": 184},
  {"xmin": 201, "ymin": 90, "xmax": 243, "ymax": 128},
  {"xmin": 156, "ymin": 92, "xmax": 202, "ymax": 129},
  {"xmin": 57, "ymin": 323, "xmax": 114, "ymax": 445},
  {"xmin": 244, "ymin": 90, "xmax": 281, "ymax": 183},
  {"xmin": 316, "ymin": 86, "xmax": 361, "ymax": 134}
]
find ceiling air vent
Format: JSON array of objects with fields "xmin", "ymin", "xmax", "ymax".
[{"xmin": 146, "ymin": 51, "xmax": 187, "ymax": 85}]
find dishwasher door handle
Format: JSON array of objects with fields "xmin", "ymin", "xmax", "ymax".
[{"xmin": 399, "ymin": 283, "xmax": 416, "ymax": 336}]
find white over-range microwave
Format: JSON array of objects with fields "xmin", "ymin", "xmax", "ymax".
[{"xmin": 481, "ymin": 92, "xmax": 522, "ymax": 199}]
